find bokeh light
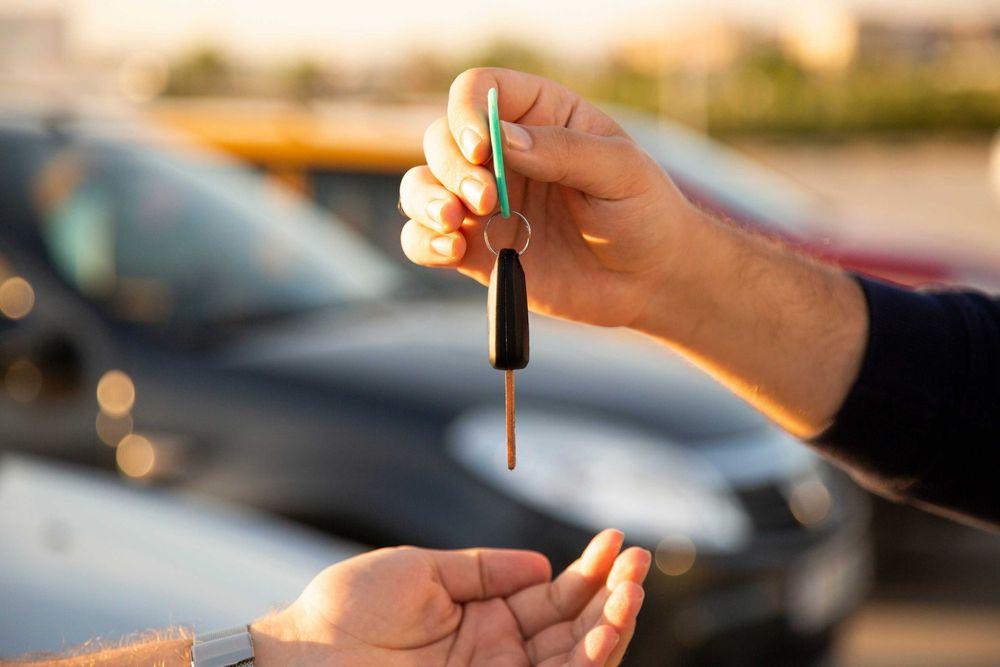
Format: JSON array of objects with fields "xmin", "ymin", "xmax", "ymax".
[
  {"xmin": 96, "ymin": 370, "xmax": 135, "ymax": 417},
  {"xmin": 788, "ymin": 479, "xmax": 832, "ymax": 527},
  {"xmin": 118, "ymin": 51, "xmax": 169, "ymax": 103},
  {"xmin": 116, "ymin": 433, "xmax": 156, "ymax": 478},
  {"xmin": 779, "ymin": 3, "xmax": 858, "ymax": 72},
  {"xmin": 5, "ymin": 359, "xmax": 43, "ymax": 403},
  {"xmin": 655, "ymin": 534, "xmax": 697, "ymax": 576},
  {"xmin": 0, "ymin": 277, "xmax": 35, "ymax": 320}
]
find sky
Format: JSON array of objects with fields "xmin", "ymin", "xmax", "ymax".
[{"xmin": 3, "ymin": 0, "xmax": 999, "ymax": 66}]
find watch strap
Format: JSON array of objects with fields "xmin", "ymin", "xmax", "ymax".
[{"xmin": 191, "ymin": 624, "xmax": 254, "ymax": 667}]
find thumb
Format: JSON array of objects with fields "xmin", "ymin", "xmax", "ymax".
[{"xmin": 501, "ymin": 121, "xmax": 648, "ymax": 200}]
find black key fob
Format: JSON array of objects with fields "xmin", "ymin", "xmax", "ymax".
[{"xmin": 488, "ymin": 248, "xmax": 529, "ymax": 370}]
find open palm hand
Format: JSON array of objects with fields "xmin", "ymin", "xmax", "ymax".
[{"xmin": 254, "ymin": 530, "xmax": 649, "ymax": 666}]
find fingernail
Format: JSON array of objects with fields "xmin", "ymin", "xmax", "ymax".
[
  {"xmin": 460, "ymin": 179, "xmax": 485, "ymax": 209},
  {"xmin": 425, "ymin": 199, "xmax": 447, "ymax": 230},
  {"xmin": 431, "ymin": 236, "xmax": 455, "ymax": 256},
  {"xmin": 502, "ymin": 121, "xmax": 532, "ymax": 151},
  {"xmin": 460, "ymin": 128, "xmax": 482, "ymax": 160}
]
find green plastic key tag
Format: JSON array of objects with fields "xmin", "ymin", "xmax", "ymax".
[{"xmin": 487, "ymin": 87, "xmax": 511, "ymax": 218}]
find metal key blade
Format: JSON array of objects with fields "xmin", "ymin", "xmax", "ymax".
[{"xmin": 505, "ymin": 369, "xmax": 516, "ymax": 470}]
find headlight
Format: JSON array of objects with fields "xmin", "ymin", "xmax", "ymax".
[{"xmin": 447, "ymin": 407, "xmax": 751, "ymax": 553}]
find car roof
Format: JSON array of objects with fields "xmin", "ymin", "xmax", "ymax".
[{"xmin": 147, "ymin": 97, "xmax": 435, "ymax": 173}]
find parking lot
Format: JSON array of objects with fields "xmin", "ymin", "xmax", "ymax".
[
  {"xmin": 740, "ymin": 138, "xmax": 1000, "ymax": 259},
  {"xmin": 1, "ymin": 1, "xmax": 998, "ymax": 660}
]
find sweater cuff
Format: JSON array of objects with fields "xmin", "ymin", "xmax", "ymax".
[{"xmin": 811, "ymin": 275, "xmax": 963, "ymax": 491}]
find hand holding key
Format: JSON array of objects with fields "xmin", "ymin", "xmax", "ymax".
[
  {"xmin": 401, "ymin": 67, "xmax": 872, "ymax": 442},
  {"xmin": 399, "ymin": 67, "xmax": 701, "ymax": 330}
]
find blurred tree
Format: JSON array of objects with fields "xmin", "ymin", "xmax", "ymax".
[
  {"xmin": 284, "ymin": 58, "xmax": 331, "ymax": 102},
  {"xmin": 387, "ymin": 50, "xmax": 453, "ymax": 97},
  {"xmin": 466, "ymin": 39, "xmax": 548, "ymax": 75},
  {"xmin": 157, "ymin": 30, "xmax": 999, "ymax": 138},
  {"xmin": 165, "ymin": 46, "xmax": 232, "ymax": 96}
]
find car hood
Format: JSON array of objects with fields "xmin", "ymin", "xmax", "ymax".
[
  {"xmin": 0, "ymin": 455, "xmax": 361, "ymax": 655},
  {"xmin": 221, "ymin": 299, "xmax": 771, "ymax": 443}
]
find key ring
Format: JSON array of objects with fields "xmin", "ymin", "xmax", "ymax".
[
  {"xmin": 484, "ymin": 87, "xmax": 530, "ymax": 256},
  {"xmin": 488, "ymin": 87, "xmax": 511, "ymax": 218},
  {"xmin": 484, "ymin": 211, "xmax": 531, "ymax": 256}
]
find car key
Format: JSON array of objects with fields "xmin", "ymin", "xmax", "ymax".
[
  {"xmin": 485, "ymin": 87, "xmax": 531, "ymax": 470},
  {"xmin": 488, "ymin": 247, "xmax": 529, "ymax": 469}
]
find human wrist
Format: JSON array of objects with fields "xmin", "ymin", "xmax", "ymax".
[
  {"xmin": 628, "ymin": 202, "xmax": 868, "ymax": 435},
  {"xmin": 628, "ymin": 204, "xmax": 731, "ymax": 340},
  {"xmin": 249, "ymin": 609, "xmax": 309, "ymax": 666}
]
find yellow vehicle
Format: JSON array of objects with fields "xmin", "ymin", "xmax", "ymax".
[
  {"xmin": 147, "ymin": 99, "xmax": 437, "ymax": 259},
  {"xmin": 149, "ymin": 98, "xmax": 433, "ymax": 176},
  {"xmin": 149, "ymin": 97, "xmax": 964, "ymax": 291}
]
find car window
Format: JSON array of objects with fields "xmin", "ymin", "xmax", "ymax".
[
  {"xmin": 29, "ymin": 138, "xmax": 403, "ymax": 331},
  {"xmin": 622, "ymin": 114, "xmax": 832, "ymax": 241},
  {"xmin": 310, "ymin": 170, "xmax": 404, "ymax": 263},
  {"xmin": 308, "ymin": 169, "xmax": 475, "ymax": 295}
]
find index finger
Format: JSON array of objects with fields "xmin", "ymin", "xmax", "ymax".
[{"xmin": 447, "ymin": 67, "xmax": 548, "ymax": 163}]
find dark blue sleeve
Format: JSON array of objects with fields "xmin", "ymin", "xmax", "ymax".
[{"xmin": 811, "ymin": 275, "xmax": 1000, "ymax": 529}]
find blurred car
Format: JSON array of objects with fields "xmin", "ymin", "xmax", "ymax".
[
  {"xmin": 151, "ymin": 101, "xmax": 1000, "ymax": 593},
  {"xmin": 0, "ymin": 106, "xmax": 870, "ymax": 665},
  {"xmin": 148, "ymin": 99, "xmax": 1000, "ymax": 292},
  {"xmin": 0, "ymin": 454, "xmax": 360, "ymax": 655}
]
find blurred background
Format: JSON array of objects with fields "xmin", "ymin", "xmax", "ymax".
[{"xmin": 0, "ymin": 1, "xmax": 998, "ymax": 665}]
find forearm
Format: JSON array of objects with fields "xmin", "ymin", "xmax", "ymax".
[
  {"xmin": 633, "ymin": 207, "xmax": 868, "ymax": 437},
  {"xmin": 4, "ymin": 616, "xmax": 299, "ymax": 667},
  {"xmin": 4, "ymin": 633, "xmax": 192, "ymax": 667}
]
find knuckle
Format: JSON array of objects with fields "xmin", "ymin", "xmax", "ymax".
[
  {"xmin": 613, "ymin": 136, "xmax": 642, "ymax": 161},
  {"xmin": 400, "ymin": 220, "xmax": 421, "ymax": 254},
  {"xmin": 546, "ymin": 579, "xmax": 566, "ymax": 616},
  {"xmin": 400, "ymin": 165, "xmax": 424, "ymax": 186},
  {"xmin": 570, "ymin": 613, "xmax": 587, "ymax": 641},
  {"xmin": 553, "ymin": 129, "xmax": 576, "ymax": 157},
  {"xmin": 391, "ymin": 545, "xmax": 418, "ymax": 554},
  {"xmin": 421, "ymin": 591, "xmax": 460, "ymax": 634},
  {"xmin": 451, "ymin": 67, "xmax": 493, "ymax": 95},
  {"xmin": 473, "ymin": 549, "xmax": 490, "ymax": 599},
  {"xmin": 582, "ymin": 137, "xmax": 644, "ymax": 198},
  {"xmin": 422, "ymin": 116, "xmax": 450, "ymax": 152},
  {"xmin": 400, "ymin": 240, "xmax": 420, "ymax": 264},
  {"xmin": 618, "ymin": 141, "xmax": 658, "ymax": 191},
  {"xmin": 399, "ymin": 166, "xmax": 425, "ymax": 199}
]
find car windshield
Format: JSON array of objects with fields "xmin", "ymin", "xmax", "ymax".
[{"xmin": 29, "ymin": 135, "xmax": 404, "ymax": 331}]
